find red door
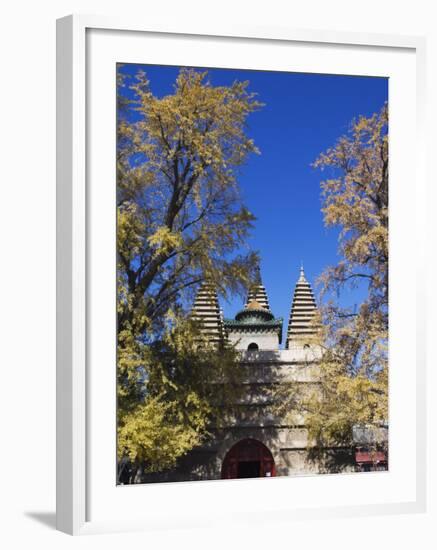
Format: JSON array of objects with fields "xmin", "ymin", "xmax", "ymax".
[{"xmin": 221, "ymin": 438, "xmax": 276, "ymax": 479}]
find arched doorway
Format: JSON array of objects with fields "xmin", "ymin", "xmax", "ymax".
[{"xmin": 221, "ymin": 438, "xmax": 276, "ymax": 479}]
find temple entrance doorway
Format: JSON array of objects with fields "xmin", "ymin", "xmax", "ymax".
[{"xmin": 221, "ymin": 438, "xmax": 276, "ymax": 479}]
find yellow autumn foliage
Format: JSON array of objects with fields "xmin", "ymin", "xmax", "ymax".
[
  {"xmin": 116, "ymin": 67, "xmax": 263, "ymax": 480},
  {"xmin": 275, "ymin": 105, "xmax": 389, "ymax": 450}
]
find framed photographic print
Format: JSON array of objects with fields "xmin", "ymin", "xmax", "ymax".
[{"xmin": 56, "ymin": 15, "xmax": 427, "ymax": 535}]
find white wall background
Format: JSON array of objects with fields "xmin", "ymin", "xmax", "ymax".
[{"xmin": 0, "ymin": 0, "xmax": 435, "ymax": 547}]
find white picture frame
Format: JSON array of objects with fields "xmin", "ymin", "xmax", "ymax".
[{"xmin": 56, "ymin": 14, "xmax": 427, "ymax": 535}]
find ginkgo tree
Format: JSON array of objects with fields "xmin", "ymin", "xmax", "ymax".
[
  {"xmin": 116, "ymin": 67, "xmax": 262, "ymax": 481},
  {"xmin": 274, "ymin": 105, "xmax": 389, "ymax": 454},
  {"xmin": 117, "ymin": 67, "xmax": 261, "ymax": 338},
  {"xmin": 117, "ymin": 319, "xmax": 244, "ymax": 482}
]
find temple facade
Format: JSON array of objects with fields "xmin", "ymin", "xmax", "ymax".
[{"xmin": 139, "ymin": 266, "xmax": 368, "ymax": 483}]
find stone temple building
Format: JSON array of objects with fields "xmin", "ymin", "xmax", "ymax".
[
  {"xmin": 135, "ymin": 266, "xmax": 387, "ymax": 483},
  {"xmin": 138, "ymin": 266, "xmax": 367, "ymax": 483}
]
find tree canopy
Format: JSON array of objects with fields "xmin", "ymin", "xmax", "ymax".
[
  {"xmin": 117, "ymin": 319, "xmax": 244, "ymax": 479},
  {"xmin": 117, "ymin": 67, "xmax": 262, "ymax": 339},
  {"xmin": 275, "ymin": 105, "xmax": 389, "ymax": 449},
  {"xmin": 116, "ymin": 67, "xmax": 262, "ymax": 480}
]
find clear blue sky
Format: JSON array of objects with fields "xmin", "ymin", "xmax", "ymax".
[{"xmin": 118, "ymin": 64, "xmax": 388, "ymax": 332}]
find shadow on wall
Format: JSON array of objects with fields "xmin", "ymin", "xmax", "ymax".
[{"xmin": 307, "ymin": 446, "xmax": 356, "ymax": 474}]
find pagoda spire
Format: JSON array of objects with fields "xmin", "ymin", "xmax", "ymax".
[
  {"xmin": 286, "ymin": 265, "xmax": 318, "ymax": 348},
  {"xmin": 191, "ymin": 281, "xmax": 224, "ymax": 345},
  {"xmin": 245, "ymin": 265, "xmax": 271, "ymax": 311}
]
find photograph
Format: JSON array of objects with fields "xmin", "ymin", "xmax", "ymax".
[{"xmin": 115, "ymin": 63, "xmax": 389, "ymax": 485}]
